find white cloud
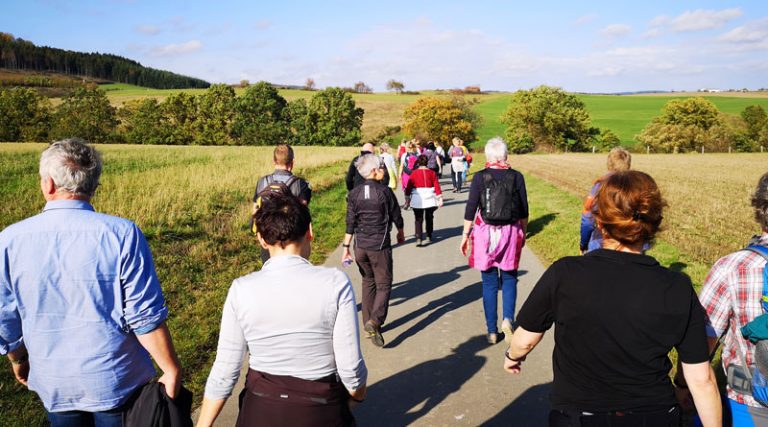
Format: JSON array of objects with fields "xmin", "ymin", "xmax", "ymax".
[
  {"xmin": 649, "ymin": 15, "xmax": 670, "ymax": 27},
  {"xmin": 670, "ymin": 8, "xmax": 742, "ymax": 32},
  {"xmin": 573, "ymin": 13, "xmax": 598, "ymax": 26},
  {"xmin": 135, "ymin": 25, "xmax": 160, "ymax": 35},
  {"xmin": 599, "ymin": 24, "xmax": 631, "ymax": 38},
  {"xmin": 254, "ymin": 19, "xmax": 272, "ymax": 30},
  {"xmin": 151, "ymin": 40, "xmax": 203, "ymax": 57},
  {"xmin": 718, "ymin": 18, "xmax": 768, "ymax": 44},
  {"xmin": 642, "ymin": 28, "xmax": 662, "ymax": 38}
]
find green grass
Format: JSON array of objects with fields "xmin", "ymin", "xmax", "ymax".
[
  {"xmin": 472, "ymin": 94, "xmax": 768, "ymax": 147},
  {"xmin": 0, "ymin": 144, "xmax": 357, "ymax": 426}
]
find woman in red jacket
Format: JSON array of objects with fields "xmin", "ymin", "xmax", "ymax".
[{"xmin": 404, "ymin": 155, "xmax": 443, "ymax": 246}]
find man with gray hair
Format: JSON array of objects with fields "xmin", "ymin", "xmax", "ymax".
[
  {"xmin": 342, "ymin": 154, "xmax": 404, "ymax": 347},
  {"xmin": 0, "ymin": 138, "xmax": 183, "ymax": 425}
]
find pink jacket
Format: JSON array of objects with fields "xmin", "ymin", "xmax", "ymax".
[{"xmin": 469, "ymin": 214, "xmax": 525, "ymax": 271}]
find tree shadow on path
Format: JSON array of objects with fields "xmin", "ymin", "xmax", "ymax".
[
  {"xmin": 353, "ymin": 335, "xmax": 488, "ymax": 426},
  {"xmin": 481, "ymin": 382, "xmax": 552, "ymax": 426}
]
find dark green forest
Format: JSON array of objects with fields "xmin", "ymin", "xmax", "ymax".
[{"xmin": 0, "ymin": 32, "xmax": 209, "ymax": 89}]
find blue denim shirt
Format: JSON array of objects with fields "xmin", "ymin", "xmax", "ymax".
[{"xmin": 0, "ymin": 200, "xmax": 168, "ymax": 412}]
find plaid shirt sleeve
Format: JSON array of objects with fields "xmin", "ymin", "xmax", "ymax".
[{"xmin": 699, "ymin": 256, "xmax": 734, "ymax": 338}]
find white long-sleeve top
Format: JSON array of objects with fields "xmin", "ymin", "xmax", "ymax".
[{"xmin": 204, "ymin": 255, "xmax": 368, "ymax": 400}]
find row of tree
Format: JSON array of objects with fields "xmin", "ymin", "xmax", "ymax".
[
  {"xmin": 0, "ymin": 32, "xmax": 210, "ymax": 89},
  {"xmin": 0, "ymin": 83, "xmax": 364, "ymax": 146}
]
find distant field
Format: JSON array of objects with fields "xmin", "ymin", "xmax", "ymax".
[
  {"xmin": 505, "ymin": 153, "xmax": 768, "ymax": 287},
  {"xmin": 0, "ymin": 143, "xmax": 358, "ymax": 426}
]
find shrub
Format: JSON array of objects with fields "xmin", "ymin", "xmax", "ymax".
[
  {"xmin": 403, "ymin": 96, "xmax": 481, "ymax": 148},
  {"xmin": 233, "ymin": 81, "xmax": 289, "ymax": 145},
  {"xmin": 118, "ymin": 99, "xmax": 168, "ymax": 145},
  {"xmin": 636, "ymin": 98, "xmax": 733, "ymax": 153},
  {"xmin": 0, "ymin": 87, "xmax": 51, "ymax": 142},
  {"xmin": 308, "ymin": 88, "xmax": 363, "ymax": 146},
  {"xmin": 51, "ymin": 86, "xmax": 117, "ymax": 143},
  {"xmin": 194, "ymin": 84, "xmax": 236, "ymax": 145}
]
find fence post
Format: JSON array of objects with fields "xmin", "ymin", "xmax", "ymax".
[
  {"xmin": 646, "ymin": 145, "xmax": 650, "ymax": 155},
  {"xmin": 701, "ymin": 146, "xmax": 704, "ymax": 154},
  {"xmin": 729, "ymin": 146, "xmax": 732, "ymax": 154},
  {"xmin": 592, "ymin": 145, "xmax": 596, "ymax": 154}
]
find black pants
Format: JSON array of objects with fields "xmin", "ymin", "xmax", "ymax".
[
  {"xmin": 413, "ymin": 207, "xmax": 437, "ymax": 239},
  {"xmin": 354, "ymin": 246, "xmax": 393, "ymax": 327},
  {"xmin": 549, "ymin": 406, "xmax": 680, "ymax": 427}
]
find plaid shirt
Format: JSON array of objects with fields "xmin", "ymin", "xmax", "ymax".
[{"xmin": 699, "ymin": 234, "xmax": 768, "ymax": 407}]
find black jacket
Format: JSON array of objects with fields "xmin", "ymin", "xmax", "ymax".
[
  {"xmin": 123, "ymin": 382, "xmax": 193, "ymax": 427},
  {"xmin": 346, "ymin": 179, "xmax": 403, "ymax": 250},
  {"xmin": 346, "ymin": 151, "xmax": 389, "ymax": 191}
]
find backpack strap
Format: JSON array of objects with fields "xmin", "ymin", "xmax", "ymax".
[
  {"xmin": 283, "ymin": 175, "xmax": 299, "ymax": 193},
  {"xmin": 745, "ymin": 245, "xmax": 768, "ymax": 311}
]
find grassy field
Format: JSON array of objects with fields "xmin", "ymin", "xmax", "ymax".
[
  {"xmin": 503, "ymin": 153, "xmax": 768, "ymax": 288},
  {"xmin": 0, "ymin": 143, "xmax": 358, "ymax": 426}
]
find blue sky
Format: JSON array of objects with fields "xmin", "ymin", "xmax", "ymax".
[{"xmin": 2, "ymin": 0, "xmax": 767, "ymax": 92}]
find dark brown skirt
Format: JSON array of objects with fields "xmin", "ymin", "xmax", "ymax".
[{"xmin": 236, "ymin": 369, "xmax": 356, "ymax": 427}]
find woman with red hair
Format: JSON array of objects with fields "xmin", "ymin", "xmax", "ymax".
[{"xmin": 504, "ymin": 171, "xmax": 721, "ymax": 426}]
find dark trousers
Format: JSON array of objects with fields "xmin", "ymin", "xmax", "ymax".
[
  {"xmin": 549, "ymin": 406, "xmax": 680, "ymax": 427},
  {"xmin": 47, "ymin": 409, "xmax": 124, "ymax": 427},
  {"xmin": 237, "ymin": 369, "xmax": 355, "ymax": 427},
  {"xmin": 413, "ymin": 207, "xmax": 437, "ymax": 239},
  {"xmin": 354, "ymin": 246, "xmax": 393, "ymax": 327},
  {"xmin": 451, "ymin": 166, "xmax": 463, "ymax": 190}
]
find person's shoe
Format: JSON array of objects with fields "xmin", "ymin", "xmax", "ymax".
[
  {"xmin": 417, "ymin": 238, "xmax": 423, "ymax": 247},
  {"xmin": 501, "ymin": 318, "xmax": 515, "ymax": 344},
  {"xmin": 487, "ymin": 332, "xmax": 500, "ymax": 345},
  {"xmin": 365, "ymin": 321, "xmax": 385, "ymax": 347},
  {"xmin": 427, "ymin": 235, "xmax": 433, "ymax": 243}
]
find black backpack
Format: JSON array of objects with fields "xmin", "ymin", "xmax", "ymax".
[
  {"xmin": 479, "ymin": 169, "xmax": 520, "ymax": 225},
  {"xmin": 251, "ymin": 175, "xmax": 298, "ymax": 234}
]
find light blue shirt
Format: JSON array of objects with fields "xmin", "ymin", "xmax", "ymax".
[{"xmin": 0, "ymin": 200, "xmax": 168, "ymax": 412}]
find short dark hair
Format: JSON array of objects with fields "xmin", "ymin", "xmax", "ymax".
[
  {"xmin": 254, "ymin": 194, "xmax": 311, "ymax": 247},
  {"xmin": 273, "ymin": 144, "xmax": 294, "ymax": 166},
  {"xmin": 416, "ymin": 154, "xmax": 429, "ymax": 167}
]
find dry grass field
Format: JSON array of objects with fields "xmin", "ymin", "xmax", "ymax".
[{"xmin": 507, "ymin": 153, "xmax": 766, "ymax": 267}]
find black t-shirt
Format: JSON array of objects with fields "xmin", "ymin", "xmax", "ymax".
[{"xmin": 516, "ymin": 249, "xmax": 709, "ymax": 412}]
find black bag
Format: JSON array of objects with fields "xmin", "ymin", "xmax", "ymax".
[
  {"xmin": 251, "ymin": 175, "xmax": 298, "ymax": 234},
  {"xmin": 123, "ymin": 382, "xmax": 193, "ymax": 427},
  {"xmin": 479, "ymin": 169, "xmax": 520, "ymax": 225}
]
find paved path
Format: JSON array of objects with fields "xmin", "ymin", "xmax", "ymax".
[{"xmin": 196, "ymin": 175, "xmax": 554, "ymax": 426}]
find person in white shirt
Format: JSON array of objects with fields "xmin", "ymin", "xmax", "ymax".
[{"xmin": 197, "ymin": 194, "xmax": 367, "ymax": 427}]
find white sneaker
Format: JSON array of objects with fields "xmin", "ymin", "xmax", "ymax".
[{"xmin": 501, "ymin": 318, "xmax": 514, "ymax": 344}]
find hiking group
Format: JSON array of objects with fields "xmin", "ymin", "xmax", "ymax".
[{"xmin": 2, "ymin": 137, "xmax": 768, "ymax": 427}]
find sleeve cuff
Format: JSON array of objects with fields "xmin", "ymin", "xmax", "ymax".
[
  {"xmin": 0, "ymin": 336, "xmax": 24, "ymax": 356},
  {"xmin": 131, "ymin": 307, "xmax": 169, "ymax": 335}
]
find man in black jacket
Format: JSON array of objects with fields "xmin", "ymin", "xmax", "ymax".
[
  {"xmin": 342, "ymin": 154, "xmax": 404, "ymax": 347},
  {"xmin": 345, "ymin": 143, "xmax": 389, "ymax": 191}
]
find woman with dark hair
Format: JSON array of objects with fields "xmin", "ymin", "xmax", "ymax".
[
  {"xmin": 504, "ymin": 171, "xmax": 721, "ymax": 426},
  {"xmin": 198, "ymin": 194, "xmax": 367, "ymax": 427},
  {"xmin": 405, "ymin": 154, "xmax": 443, "ymax": 246}
]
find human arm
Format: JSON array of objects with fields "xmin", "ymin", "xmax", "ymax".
[
  {"xmin": 296, "ymin": 178, "xmax": 312, "ymax": 205},
  {"xmin": 388, "ymin": 188, "xmax": 405, "ymax": 243},
  {"xmin": 460, "ymin": 219, "xmax": 473, "ymax": 257},
  {"xmin": 7, "ymin": 344, "xmax": 29, "ymax": 386},
  {"xmin": 432, "ymin": 171, "xmax": 443, "ymax": 207},
  {"xmin": 342, "ymin": 193, "xmax": 357, "ymax": 263},
  {"xmin": 198, "ymin": 285, "xmax": 248, "ymax": 427},
  {"xmin": 681, "ymin": 361, "xmax": 721, "ymax": 426},
  {"xmin": 0, "ymin": 252, "xmax": 26, "ymax": 385},
  {"xmin": 345, "ymin": 160, "xmax": 356, "ymax": 191},
  {"xmin": 503, "ymin": 327, "xmax": 544, "ymax": 374},
  {"xmin": 579, "ymin": 182, "xmax": 600, "ymax": 253},
  {"xmin": 332, "ymin": 272, "xmax": 368, "ymax": 402},
  {"xmin": 135, "ymin": 323, "xmax": 181, "ymax": 399}
]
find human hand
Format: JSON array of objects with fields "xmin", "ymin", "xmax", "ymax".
[
  {"xmin": 158, "ymin": 368, "xmax": 181, "ymax": 400},
  {"xmin": 503, "ymin": 356, "xmax": 524, "ymax": 374},
  {"xmin": 396, "ymin": 229, "xmax": 405, "ymax": 244},
  {"xmin": 437, "ymin": 196, "xmax": 444, "ymax": 208},
  {"xmin": 460, "ymin": 235, "xmax": 469, "ymax": 256},
  {"xmin": 11, "ymin": 361, "xmax": 29, "ymax": 386},
  {"xmin": 341, "ymin": 248, "xmax": 353, "ymax": 265}
]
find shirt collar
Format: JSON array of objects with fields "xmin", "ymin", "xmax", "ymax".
[
  {"xmin": 586, "ymin": 248, "xmax": 659, "ymax": 266},
  {"xmin": 43, "ymin": 200, "xmax": 95, "ymax": 212},
  {"xmin": 261, "ymin": 254, "xmax": 310, "ymax": 270}
]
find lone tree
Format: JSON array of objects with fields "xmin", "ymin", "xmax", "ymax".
[
  {"xmin": 403, "ymin": 96, "xmax": 481, "ymax": 147},
  {"xmin": 500, "ymin": 85, "xmax": 592, "ymax": 153},
  {"xmin": 353, "ymin": 81, "xmax": 372, "ymax": 94},
  {"xmin": 636, "ymin": 97, "xmax": 730, "ymax": 153},
  {"xmin": 308, "ymin": 87, "xmax": 364, "ymax": 146},
  {"xmin": 304, "ymin": 78, "xmax": 316, "ymax": 91},
  {"xmin": 386, "ymin": 79, "xmax": 405, "ymax": 93}
]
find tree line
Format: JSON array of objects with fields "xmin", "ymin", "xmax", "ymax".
[
  {"xmin": 0, "ymin": 82, "xmax": 364, "ymax": 146},
  {"xmin": 0, "ymin": 33, "xmax": 210, "ymax": 90}
]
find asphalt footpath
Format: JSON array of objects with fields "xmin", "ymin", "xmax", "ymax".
[{"xmin": 194, "ymin": 174, "xmax": 554, "ymax": 426}]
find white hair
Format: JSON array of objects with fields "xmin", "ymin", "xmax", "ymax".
[
  {"xmin": 484, "ymin": 137, "xmax": 508, "ymax": 162},
  {"xmin": 355, "ymin": 153, "xmax": 381, "ymax": 178},
  {"xmin": 39, "ymin": 138, "xmax": 102, "ymax": 197}
]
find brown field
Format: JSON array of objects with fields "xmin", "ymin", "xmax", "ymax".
[{"xmin": 507, "ymin": 153, "xmax": 767, "ymax": 267}]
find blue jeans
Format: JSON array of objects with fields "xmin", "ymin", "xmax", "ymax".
[
  {"xmin": 481, "ymin": 268, "xmax": 518, "ymax": 333},
  {"xmin": 47, "ymin": 406, "xmax": 125, "ymax": 427}
]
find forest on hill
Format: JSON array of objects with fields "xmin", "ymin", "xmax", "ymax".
[{"xmin": 0, "ymin": 32, "xmax": 210, "ymax": 89}]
